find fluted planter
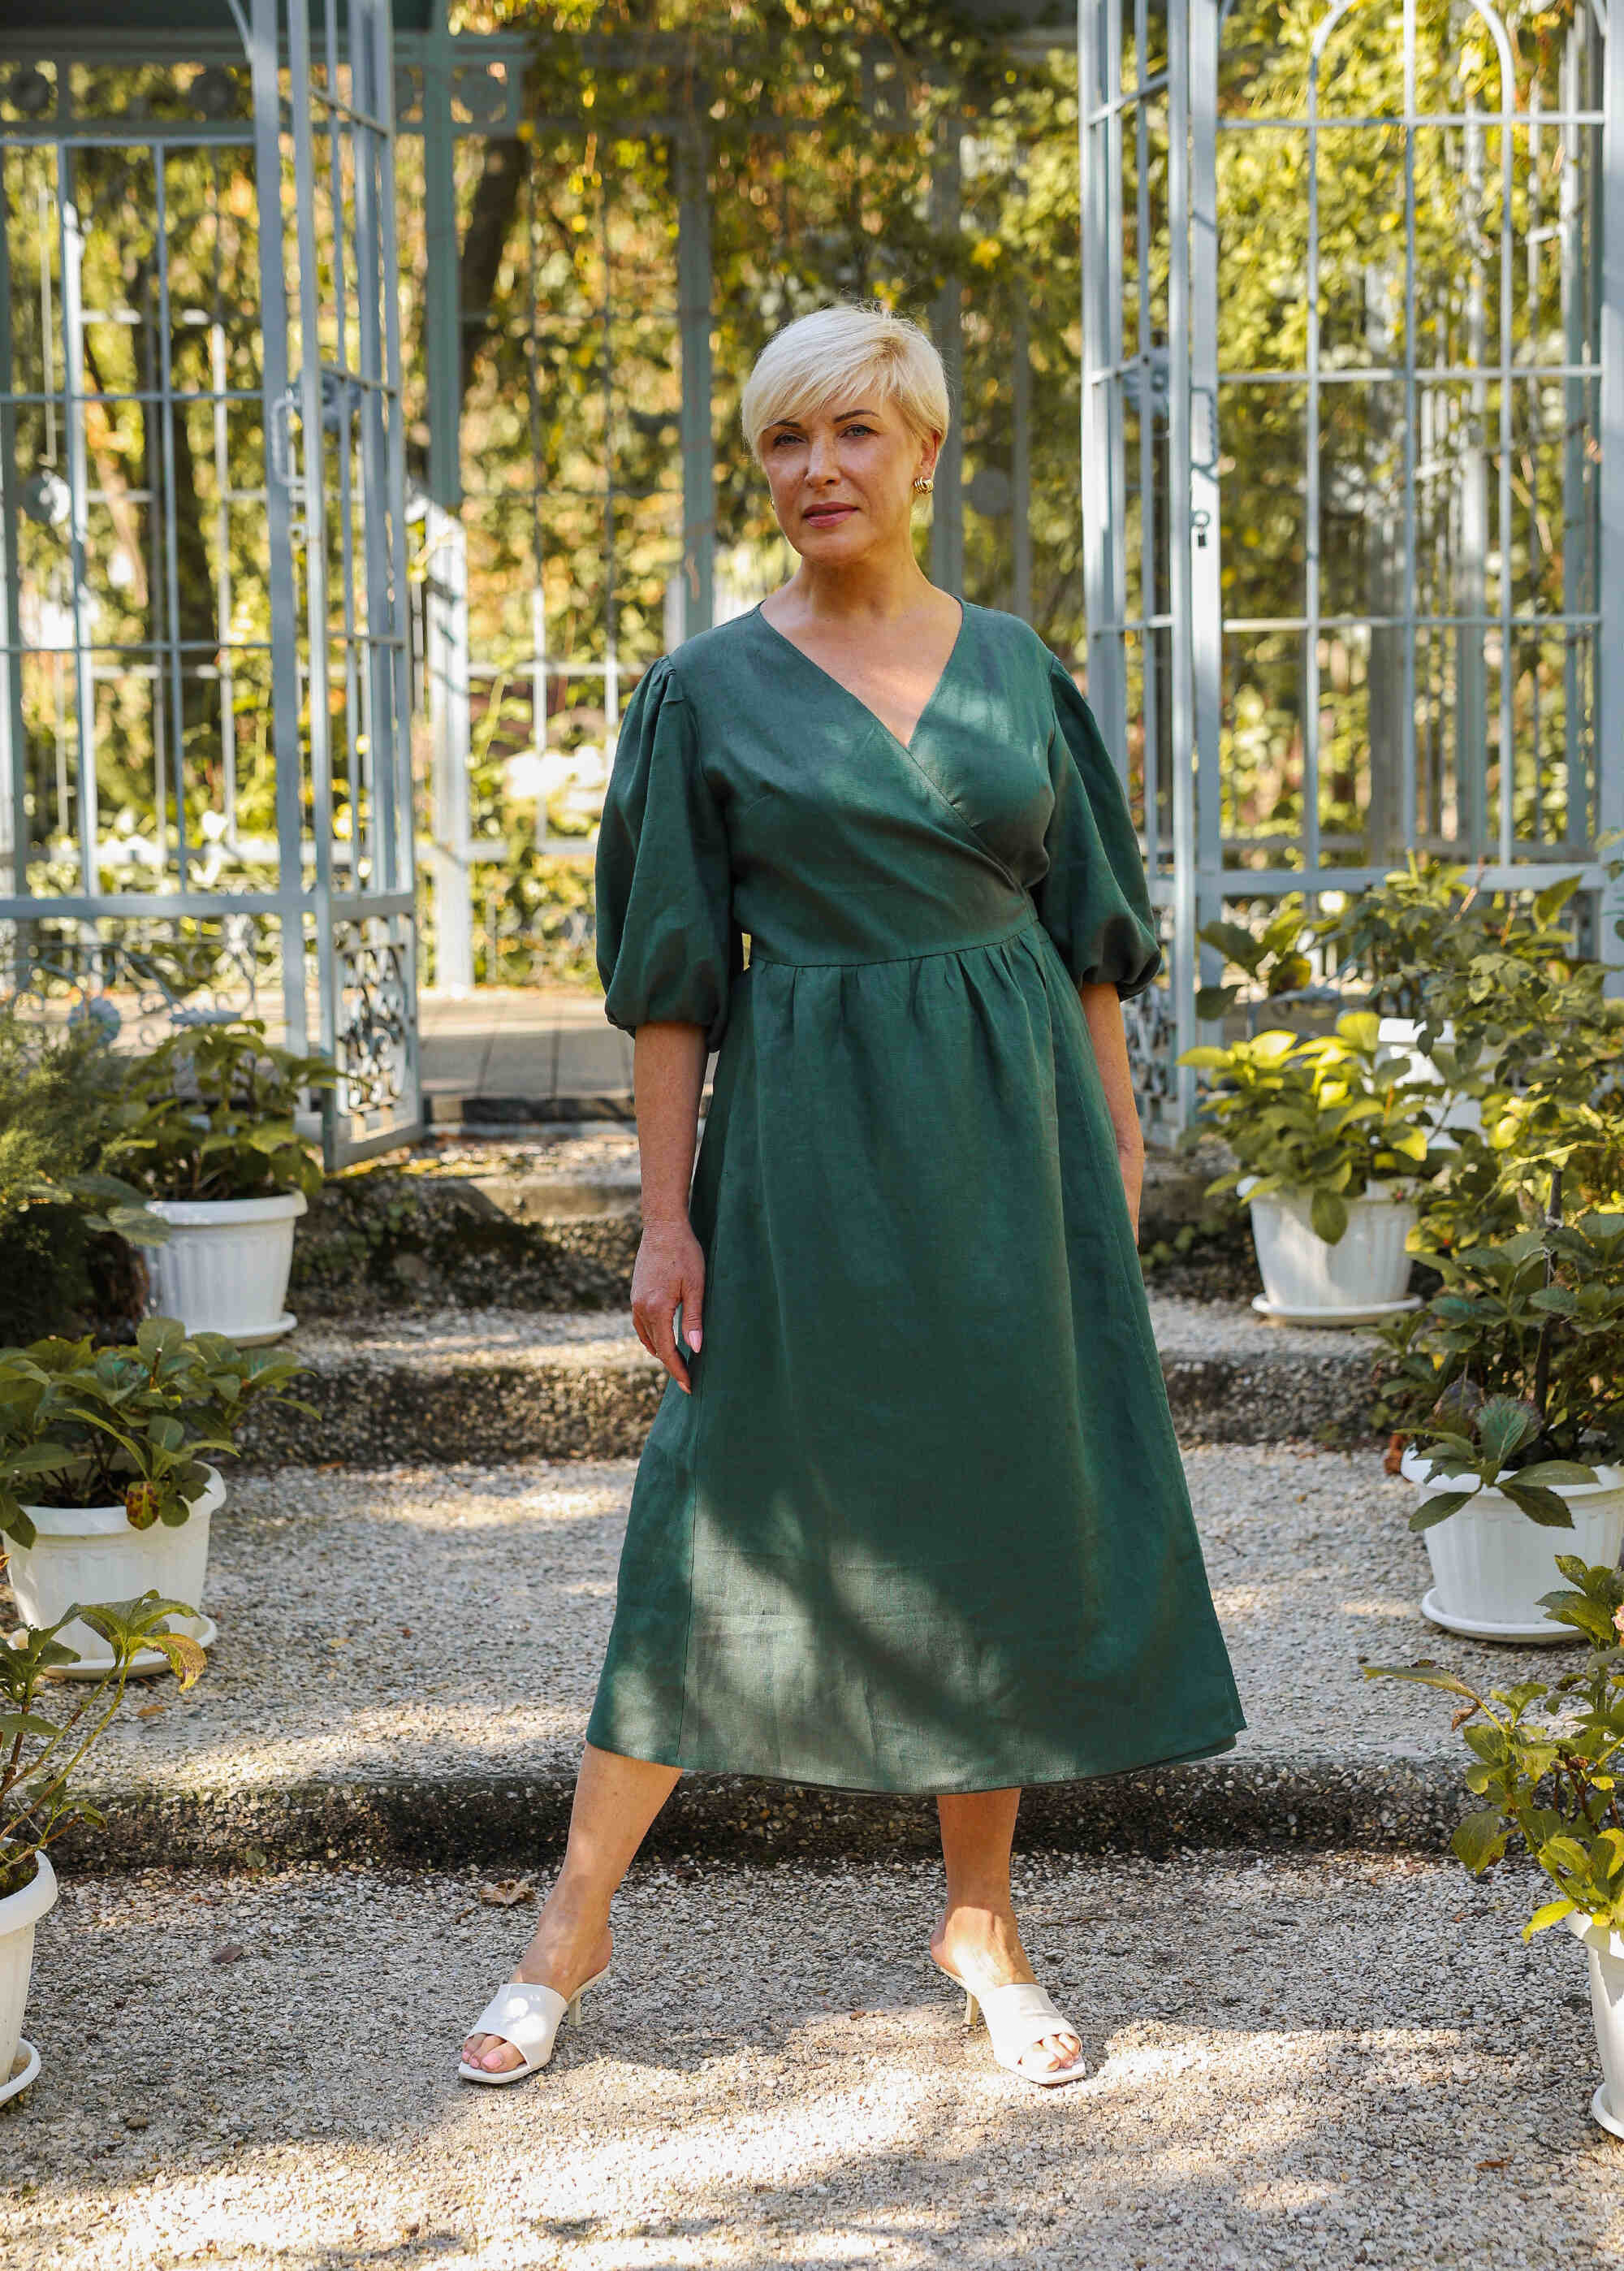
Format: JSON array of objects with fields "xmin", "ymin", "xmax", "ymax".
[
  {"xmin": 1569, "ymin": 1914, "xmax": 1624, "ymax": 2139},
  {"xmin": 5, "ymin": 1465, "xmax": 223, "ymax": 1678},
  {"xmin": 1403, "ymin": 1446, "xmax": 1624, "ymax": 1642},
  {"xmin": 0, "ymin": 1854, "xmax": 56, "ymax": 2109},
  {"xmin": 138, "ymin": 1192, "xmax": 305, "ymax": 1344},
  {"xmin": 1242, "ymin": 1177, "xmax": 1420, "ymax": 1326}
]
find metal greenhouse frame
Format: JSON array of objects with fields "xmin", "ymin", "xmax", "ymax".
[{"xmin": 1, "ymin": 0, "xmax": 1620, "ymax": 1145}]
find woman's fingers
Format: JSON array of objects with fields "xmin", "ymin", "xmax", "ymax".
[
  {"xmin": 632, "ymin": 1226, "xmax": 705, "ymax": 1393},
  {"xmin": 650, "ymin": 1298, "xmax": 691, "ymax": 1395}
]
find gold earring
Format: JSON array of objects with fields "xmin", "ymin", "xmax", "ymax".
[{"xmin": 914, "ymin": 475, "xmax": 934, "ymax": 493}]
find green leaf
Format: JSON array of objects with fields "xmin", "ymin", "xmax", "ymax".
[
  {"xmin": 2, "ymin": 1442, "xmax": 75, "ymax": 1476},
  {"xmin": 1409, "ymin": 1490, "xmax": 1478, "ymax": 1531},
  {"xmin": 1310, "ymin": 1187, "xmax": 1349, "ymax": 1246},
  {"xmin": 1478, "ymin": 1395, "xmax": 1541, "ymax": 1473},
  {"xmin": 1194, "ymin": 985, "xmax": 1238, "ymax": 1022},
  {"xmin": 1362, "ymin": 1663, "xmax": 1484, "ymax": 1700},
  {"xmin": 1522, "ymin": 1899, "xmax": 1579, "ymax": 1940},
  {"xmin": 1452, "ymin": 1810, "xmax": 1508, "ymax": 1875},
  {"xmin": 1499, "ymin": 1482, "xmax": 1576, "ymax": 1529},
  {"xmin": 0, "ymin": 1711, "xmax": 58, "ymax": 1740},
  {"xmin": 1515, "ymin": 1461, "xmax": 1600, "ymax": 1490}
]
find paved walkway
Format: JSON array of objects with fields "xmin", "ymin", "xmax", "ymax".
[
  {"xmin": 419, "ymin": 987, "xmax": 636, "ymax": 1123},
  {"xmin": 7, "ymin": 1853, "xmax": 1618, "ymax": 2269}
]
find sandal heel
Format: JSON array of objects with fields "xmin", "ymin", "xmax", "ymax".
[{"xmin": 964, "ymin": 1989, "xmax": 980, "ymax": 2028}]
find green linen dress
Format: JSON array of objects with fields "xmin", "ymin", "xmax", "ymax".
[{"xmin": 585, "ymin": 597, "xmax": 1246, "ymax": 1793}]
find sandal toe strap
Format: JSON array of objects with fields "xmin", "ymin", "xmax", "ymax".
[
  {"xmin": 978, "ymin": 1982, "xmax": 1078, "ymax": 2062},
  {"xmin": 468, "ymin": 1980, "xmax": 568, "ymax": 2062}
]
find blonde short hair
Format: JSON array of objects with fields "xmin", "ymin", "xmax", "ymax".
[{"xmin": 739, "ymin": 301, "xmax": 951, "ymax": 466}]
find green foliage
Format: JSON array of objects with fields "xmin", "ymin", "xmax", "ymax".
[
  {"xmin": 0, "ymin": 1006, "xmax": 164, "ymax": 1343},
  {"xmin": 1179, "ymin": 1010, "xmax": 1439, "ymax": 1243},
  {"xmin": 1364, "ymin": 1559, "xmax": 1624, "ymax": 1941},
  {"xmin": 1370, "ymin": 1212, "xmax": 1624, "ymax": 1500},
  {"xmin": 0, "ymin": 1591, "xmax": 205, "ymax": 1899},
  {"xmin": 102, "ymin": 1021, "xmax": 335, "ymax": 1205},
  {"xmin": 1194, "ymin": 898, "xmax": 1316, "ymax": 1023},
  {"xmin": 0, "ymin": 1317, "xmax": 312, "ymax": 1549}
]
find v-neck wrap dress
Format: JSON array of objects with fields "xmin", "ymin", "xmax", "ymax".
[{"xmin": 585, "ymin": 598, "xmax": 1245, "ymax": 1794}]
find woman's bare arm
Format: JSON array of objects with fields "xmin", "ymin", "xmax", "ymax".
[
  {"xmin": 1076, "ymin": 981, "xmax": 1145, "ymax": 1239},
  {"xmin": 629, "ymin": 1020, "xmax": 710, "ymax": 1393}
]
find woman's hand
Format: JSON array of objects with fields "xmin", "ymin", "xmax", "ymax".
[{"xmin": 632, "ymin": 1216, "xmax": 706, "ymax": 1394}]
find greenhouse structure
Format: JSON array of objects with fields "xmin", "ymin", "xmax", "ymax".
[{"xmin": 0, "ymin": 0, "xmax": 1618, "ymax": 1154}]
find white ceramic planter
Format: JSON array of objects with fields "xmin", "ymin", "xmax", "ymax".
[
  {"xmin": 5, "ymin": 1465, "xmax": 223, "ymax": 1676},
  {"xmin": 1403, "ymin": 1445, "xmax": 1624, "ymax": 1642},
  {"xmin": 0, "ymin": 1853, "xmax": 57, "ymax": 2108},
  {"xmin": 138, "ymin": 1192, "xmax": 306, "ymax": 1344},
  {"xmin": 1568, "ymin": 1914, "xmax": 1624, "ymax": 2139},
  {"xmin": 1375, "ymin": 1016, "xmax": 1482, "ymax": 1140},
  {"xmin": 1242, "ymin": 1179, "xmax": 1419, "ymax": 1325}
]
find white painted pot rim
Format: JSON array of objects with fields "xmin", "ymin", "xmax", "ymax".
[
  {"xmin": 1568, "ymin": 1912, "xmax": 1624, "ymax": 1963},
  {"xmin": 1401, "ymin": 1445, "xmax": 1623, "ymax": 1499},
  {"xmin": 0, "ymin": 1851, "xmax": 58, "ymax": 1940},
  {"xmin": 18, "ymin": 1464, "xmax": 225, "ymax": 1539},
  {"xmin": 1238, "ymin": 1176, "xmax": 1418, "ymax": 1206},
  {"xmin": 143, "ymin": 1192, "xmax": 307, "ymax": 1228}
]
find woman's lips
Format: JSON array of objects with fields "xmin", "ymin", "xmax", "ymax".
[{"xmin": 804, "ymin": 504, "xmax": 855, "ymax": 523}]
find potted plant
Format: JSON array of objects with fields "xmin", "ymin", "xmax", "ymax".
[
  {"xmin": 1365, "ymin": 1558, "xmax": 1624, "ymax": 2136},
  {"xmin": 0, "ymin": 1593, "xmax": 203, "ymax": 2104},
  {"xmin": 104, "ymin": 1021, "xmax": 335, "ymax": 1344},
  {"xmin": 0, "ymin": 1005, "xmax": 169, "ymax": 1344},
  {"xmin": 1371, "ymin": 1202, "xmax": 1624, "ymax": 1640},
  {"xmin": 1179, "ymin": 1010, "xmax": 1438, "ymax": 1324},
  {"xmin": 0, "ymin": 1317, "xmax": 310, "ymax": 1674}
]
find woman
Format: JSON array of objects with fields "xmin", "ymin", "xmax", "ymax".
[{"xmin": 460, "ymin": 301, "xmax": 1245, "ymax": 2091}]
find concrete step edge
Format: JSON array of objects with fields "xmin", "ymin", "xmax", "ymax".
[
  {"xmin": 240, "ymin": 1338, "xmax": 1384, "ymax": 1467},
  {"xmin": 67, "ymin": 1752, "xmax": 1463, "ymax": 1873}
]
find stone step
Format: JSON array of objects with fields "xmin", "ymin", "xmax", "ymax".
[
  {"xmin": 39, "ymin": 1443, "xmax": 1479, "ymax": 1875},
  {"xmin": 240, "ymin": 1296, "xmax": 1385, "ymax": 1470},
  {"xmin": 288, "ymin": 1134, "xmax": 1251, "ymax": 1319}
]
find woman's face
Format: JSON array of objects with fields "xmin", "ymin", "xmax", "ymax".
[{"xmin": 759, "ymin": 396, "xmax": 937, "ymax": 562}]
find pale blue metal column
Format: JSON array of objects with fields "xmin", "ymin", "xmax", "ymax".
[
  {"xmin": 249, "ymin": 0, "xmax": 312, "ymax": 1055},
  {"xmin": 1190, "ymin": 0, "xmax": 1225, "ymax": 1034},
  {"xmin": 421, "ymin": 0, "xmax": 473, "ymax": 990},
  {"xmin": 1601, "ymin": 0, "xmax": 1624, "ymax": 976},
  {"xmin": 1166, "ymin": 2, "xmax": 1199, "ymax": 1128}
]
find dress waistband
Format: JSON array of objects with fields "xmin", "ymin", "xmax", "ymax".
[{"xmin": 745, "ymin": 911, "xmax": 1041, "ymax": 973}]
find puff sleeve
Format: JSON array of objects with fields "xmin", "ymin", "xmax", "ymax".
[
  {"xmin": 1031, "ymin": 651, "xmax": 1164, "ymax": 1001},
  {"xmin": 594, "ymin": 657, "xmax": 739, "ymax": 1051}
]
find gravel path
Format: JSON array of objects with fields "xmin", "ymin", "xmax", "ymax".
[
  {"xmin": 5, "ymin": 1853, "xmax": 1618, "ymax": 2269},
  {"xmin": 283, "ymin": 1291, "xmax": 1374, "ymax": 1369},
  {"xmin": 40, "ymin": 1443, "xmax": 1566, "ymax": 1809}
]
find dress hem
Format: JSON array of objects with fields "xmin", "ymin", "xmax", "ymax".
[{"xmin": 581, "ymin": 1714, "xmax": 1248, "ymax": 1800}]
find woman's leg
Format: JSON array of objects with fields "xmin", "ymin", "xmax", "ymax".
[
  {"xmin": 462, "ymin": 1743, "xmax": 681, "ymax": 2074},
  {"xmin": 931, "ymin": 1789, "xmax": 1084, "ymax": 2078}
]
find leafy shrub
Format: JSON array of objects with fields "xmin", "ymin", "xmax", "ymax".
[
  {"xmin": 1365, "ymin": 1559, "xmax": 1624, "ymax": 1941},
  {"xmin": 103, "ymin": 1020, "xmax": 335, "ymax": 1204},
  {"xmin": 1180, "ymin": 1010, "xmax": 1438, "ymax": 1244},
  {"xmin": 1371, "ymin": 1209, "xmax": 1624, "ymax": 1510},
  {"xmin": 0, "ymin": 1316, "xmax": 311, "ymax": 1546},
  {"xmin": 1, "ymin": 1593, "xmax": 204, "ymax": 1900},
  {"xmin": 0, "ymin": 1007, "xmax": 159, "ymax": 1343}
]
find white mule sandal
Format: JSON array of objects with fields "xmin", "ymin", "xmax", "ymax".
[
  {"xmin": 952, "ymin": 1974, "xmax": 1090, "ymax": 2087},
  {"xmin": 457, "ymin": 1963, "xmax": 610, "ymax": 2087}
]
